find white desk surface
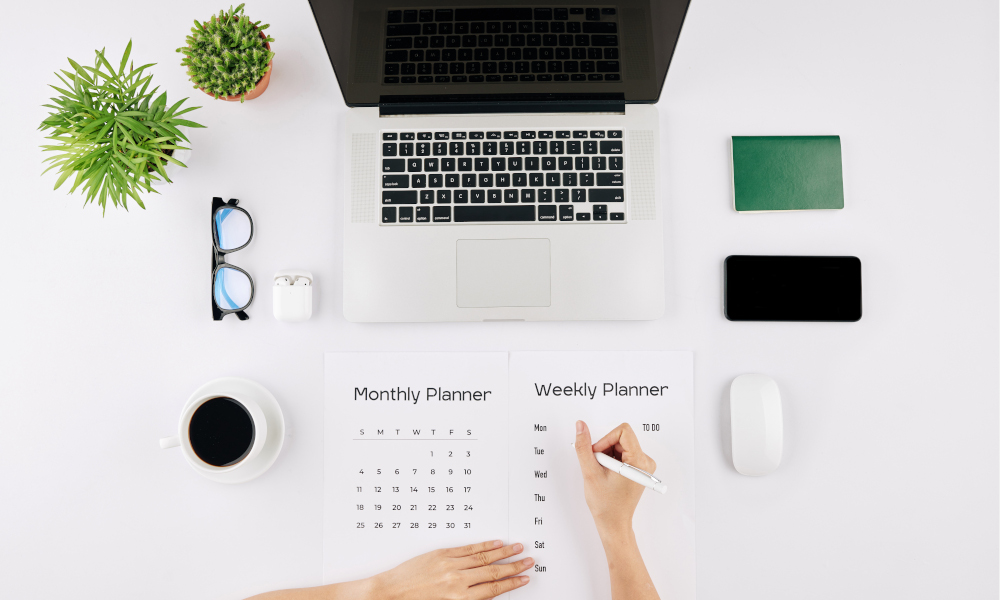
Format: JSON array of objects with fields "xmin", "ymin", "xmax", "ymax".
[{"xmin": 1, "ymin": 0, "xmax": 996, "ymax": 598}]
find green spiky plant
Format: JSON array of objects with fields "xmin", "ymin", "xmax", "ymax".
[
  {"xmin": 178, "ymin": 4, "xmax": 275, "ymax": 102},
  {"xmin": 39, "ymin": 41, "xmax": 205, "ymax": 213}
]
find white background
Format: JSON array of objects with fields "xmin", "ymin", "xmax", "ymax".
[{"xmin": 0, "ymin": 0, "xmax": 996, "ymax": 598}]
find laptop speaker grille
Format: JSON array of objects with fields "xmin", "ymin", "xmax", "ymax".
[
  {"xmin": 351, "ymin": 133, "xmax": 377, "ymax": 223},
  {"xmin": 629, "ymin": 130, "xmax": 656, "ymax": 220},
  {"xmin": 350, "ymin": 12, "xmax": 382, "ymax": 84}
]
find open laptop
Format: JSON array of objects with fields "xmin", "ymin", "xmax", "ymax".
[{"xmin": 308, "ymin": 0, "xmax": 690, "ymax": 321}]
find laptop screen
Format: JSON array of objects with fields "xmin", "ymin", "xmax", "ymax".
[{"xmin": 308, "ymin": 0, "xmax": 690, "ymax": 107}]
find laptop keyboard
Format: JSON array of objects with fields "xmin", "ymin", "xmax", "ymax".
[
  {"xmin": 380, "ymin": 129, "xmax": 625, "ymax": 225},
  {"xmin": 383, "ymin": 7, "xmax": 620, "ymax": 85}
]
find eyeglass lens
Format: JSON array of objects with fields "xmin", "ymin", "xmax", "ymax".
[
  {"xmin": 215, "ymin": 208, "xmax": 252, "ymax": 251},
  {"xmin": 214, "ymin": 267, "xmax": 253, "ymax": 310}
]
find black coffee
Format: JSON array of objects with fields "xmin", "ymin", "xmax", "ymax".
[{"xmin": 189, "ymin": 397, "xmax": 256, "ymax": 467}]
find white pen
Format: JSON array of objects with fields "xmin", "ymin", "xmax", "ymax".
[{"xmin": 572, "ymin": 443, "xmax": 668, "ymax": 494}]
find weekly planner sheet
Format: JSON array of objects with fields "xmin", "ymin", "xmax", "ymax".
[{"xmin": 324, "ymin": 352, "xmax": 694, "ymax": 600}]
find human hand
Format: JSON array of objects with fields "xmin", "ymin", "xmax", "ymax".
[
  {"xmin": 370, "ymin": 539, "xmax": 532, "ymax": 600},
  {"xmin": 574, "ymin": 421, "xmax": 657, "ymax": 538}
]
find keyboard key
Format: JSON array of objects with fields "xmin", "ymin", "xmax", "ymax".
[
  {"xmin": 575, "ymin": 157, "xmax": 589, "ymax": 170},
  {"xmin": 455, "ymin": 205, "xmax": 535, "ymax": 222},
  {"xmin": 597, "ymin": 172, "xmax": 623, "ymax": 186},
  {"xmin": 400, "ymin": 143, "xmax": 414, "ymax": 156},
  {"xmin": 593, "ymin": 204, "xmax": 608, "ymax": 221},
  {"xmin": 437, "ymin": 190, "xmax": 451, "ymax": 203},
  {"xmin": 509, "ymin": 157, "xmax": 522, "ymax": 170},
  {"xmin": 597, "ymin": 61, "xmax": 620, "ymax": 72},
  {"xmin": 450, "ymin": 142, "xmax": 464, "ymax": 155},
  {"xmin": 567, "ymin": 141, "xmax": 581, "ymax": 154},
  {"xmin": 539, "ymin": 189, "xmax": 552, "ymax": 202},
  {"xmin": 492, "ymin": 158, "xmax": 506, "ymax": 171},
  {"xmin": 500, "ymin": 141, "xmax": 514, "ymax": 154},
  {"xmin": 555, "ymin": 189, "xmax": 569, "ymax": 202},
  {"xmin": 589, "ymin": 189, "xmax": 624, "ymax": 202},
  {"xmin": 559, "ymin": 205, "xmax": 574, "ymax": 221},
  {"xmin": 382, "ymin": 191, "xmax": 417, "ymax": 205},
  {"xmin": 471, "ymin": 190, "xmax": 486, "ymax": 203},
  {"xmin": 420, "ymin": 190, "xmax": 434, "ymax": 204},
  {"xmin": 576, "ymin": 212, "xmax": 591, "ymax": 221},
  {"xmin": 487, "ymin": 189, "xmax": 502, "ymax": 203},
  {"xmin": 386, "ymin": 37, "xmax": 413, "ymax": 49},
  {"xmin": 462, "ymin": 174, "xmax": 477, "ymax": 187},
  {"xmin": 572, "ymin": 188, "xmax": 586, "ymax": 202},
  {"xmin": 600, "ymin": 141, "xmax": 623, "ymax": 154},
  {"xmin": 521, "ymin": 189, "xmax": 535, "ymax": 202},
  {"xmin": 517, "ymin": 141, "xmax": 531, "ymax": 154},
  {"xmin": 496, "ymin": 173, "xmax": 511, "ymax": 187},
  {"xmin": 418, "ymin": 132, "xmax": 433, "ymax": 140},
  {"xmin": 417, "ymin": 142, "xmax": 430, "ymax": 156},
  {"xmin": 586, "ymin": 8, "xmax": 600, "ymax": 20},
  {"xmin": 433, "ymin": 142, "xmax": 447, "ymax": 155},
  {"xmin": 459, "ymin": 158, "xmax": 472, "ymax": 171},
  {"xmin": 546, "ymin": 173, "xmax": 560, "ymax": 186},
  {"xmin": 504, "ymin": 189, "xmax": 518, "ymax": 203},
  {"xmin": 539, "ymin": 205, "xmax": 557, "ymax": 220},
  {"xmin": 435, "ymin": 9, "xmax": 453, "ymax": 21},
  {"xmin": 475, "ymin": 158, "xmax": 489, "ymax": 171},
  {"xmin": 610, "ymin": 212, "xmax": 624, "ymax": 221},
  {"xmin": 383, "ymin": 159, "xmax": 405, "ymax": 172},
  {"xmin": 591, "ymin": 35, "xmax": 619, "ymax": 47},
  {"xmin": 592, "ymin": 156, "xmax": 606, "ymax": 170},
  {"xmin": 382, "ymin": 174, "xmax": 408, "ymax": 188},
  {"xmin": 541, "ymin": 157, "xmax": 556, "ymax": 170},
  {"xmin": 382, "ymin": 143, "xmax": 397, "ymax": 156},
  {"xmin": 559, "ymin": 157, "xmax": 573, "ymax": 170},
  {"xmin": 424, "ymin": 158, "xmax": 439, "ymax": 171},
  {"xmin": 484, "ymin": 142, "xmax": 497, "ymax": 155},
  {"xmin": 609, "ymin": 156, "xmax": 623, "ymax": 170},
  {"xmin": 445, "ymin": 174, "xmax": 460, "ymax": 187},
  {"xmin": 413, "ymin": 174, "xmax": 427, "ymax": 187},
  {"xmin": 387, "ymin": 10, "xmax": 402, "ymax": 23},
  {"xmin": 608, "ymin": 130, "xmax": 623, "ymax": 138},
  {"xmin": 589, "ymin": 131, "xmax": 605, "ymax": 138},
  {"xmin": 513, "ymin": 172, "xmax": 527, "ymax": 186},
  {"xmin": 454, "ymin": 190, "xmax": 468, "ymax": 203},
  {"xmin": 580, "ymin": 173, "xmax": 594, "ymax": 186},
  {"xmin": 529, "ymin": 173, "xmax": 544, "ymax": 186},
  {"xmin": 479, "ymin": 174, "xmax": 493, "ymax": 187},
  {"xmin": 442, "ymin": 158, "xmax": 455, "ymax": 171},
  {"xmin": 383, "ymin": 132, "xmax": 398, "ymax": 140},
  {"xmin": 401, "ymin": 132, "xmax": 415, "ymax": 140},
  {"xmin": 556, "ymin": 131, "xmax": 571, "ymax": 139},
  {"xmin": 416, "ymin": 206, "xmax": 430, "ymax": 222},
  {"xmin": 398, "ymin": 206, "xmax": 414, "ymax": 223},
  {"xmin": 526, "ymin": 157, "xmax": 540, "ymax": 170},
  {"xmin": 387, "ymin": 24, "xmax": 420, "ymax": 36},
  {"xmin": 563, "ymin": 173, "xmax": 577, "ymax": 186},
  {"xmin": 382, "ymin": 207, "xmax": 396, "ymax": 223},
  {"xmin": 433, "ymin": 206, "xmax": 451, "ymax": 222},
  {"xmin": 583, "ymin": 140, "xmax": 597, "ymax": 154}
]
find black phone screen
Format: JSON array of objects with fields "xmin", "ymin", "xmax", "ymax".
[{"xmin": 724, "ymin": 255, "xmax": 862, "ymax": 322}]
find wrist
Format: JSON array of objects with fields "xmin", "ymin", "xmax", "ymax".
[{"xmin": 325, "ymin": 575, "xmax": 379, "ymax": 600}]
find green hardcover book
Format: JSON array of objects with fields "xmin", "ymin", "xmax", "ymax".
[{"xmin": 731, "ymin": 135, "xmax": 844, "ymax": 212}]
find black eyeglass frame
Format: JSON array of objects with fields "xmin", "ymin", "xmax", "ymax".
[{"xmin": 212, "ymin": 197, "xmax": 255, "ymax": 321}]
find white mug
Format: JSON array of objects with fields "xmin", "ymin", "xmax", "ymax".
[{"xmin": 160, "ymin": 393, "xmax": 268, "ymax": 474}]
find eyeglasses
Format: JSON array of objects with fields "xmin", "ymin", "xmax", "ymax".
[{"xmin": 212, "ymin": 197, "xmax": 255, "ymax": 321}]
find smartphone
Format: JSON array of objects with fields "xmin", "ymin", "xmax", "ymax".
[{"xmin": 724, "ymin": 255, "xmax": 862, "ymax": 322}]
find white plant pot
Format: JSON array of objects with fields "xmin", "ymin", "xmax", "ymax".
[{"xmin": 150, "ymin": 147, "xmax": 192, "ymax": 188}]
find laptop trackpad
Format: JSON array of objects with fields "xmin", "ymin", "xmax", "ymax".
[{"xmin": 456, "ymin": 239, "xmax": 551, "ymax": 308}]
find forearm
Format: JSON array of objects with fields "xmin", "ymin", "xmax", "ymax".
[
  {"xmin": 245, "ymin": 577, "xmax": 375, "ymax": 600},
  {"xmin": 598, "ymin": 527, "xmax": 660, "ymax": 600}
]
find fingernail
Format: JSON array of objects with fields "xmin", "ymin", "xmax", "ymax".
[
  {"xmin": 521, "ymin": 576, "xmax": 530, "ymax": 583},
  {"xmin": 522, "ymin": 558, "xmax": 534, "ymax": 566},
  {"xmin": 513, "ymin": 543, "xmax": 523, "ymax": 553},
  {"xmin": 493, "ymin": 540, "xmax": 503, "ymax": 548},
  {"xmin": 576, "ymin": 420, "xmax": 584, "ymax": 434}
]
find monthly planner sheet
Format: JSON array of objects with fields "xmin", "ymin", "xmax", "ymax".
[{"xmin": 324, "ymin": 351, "xmax": 694, "ymax": 600}]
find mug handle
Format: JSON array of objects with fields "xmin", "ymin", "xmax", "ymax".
[{"xmin": 160, "ymin": 436, "xmax": 180, "ymax": 449}]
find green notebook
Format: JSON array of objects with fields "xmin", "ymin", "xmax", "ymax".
[{"xmin": 731, "ymin": 135, "xmax": 844, "ymax": 212}]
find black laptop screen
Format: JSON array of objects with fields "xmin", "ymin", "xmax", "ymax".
[{"xmin": 308, "ymin": 0, "xmax": 690, "ymax": 106}]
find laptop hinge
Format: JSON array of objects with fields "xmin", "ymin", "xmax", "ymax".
[{"xmin": 378, "ymin": 93, "xmax": 626, "ymax": 116}]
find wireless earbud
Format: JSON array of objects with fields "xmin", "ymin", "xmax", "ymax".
[
  {"xmin": 275, "ymin": 276, "xmax": 292, "ymax": 286},
  {"xmin": 293, "ymin": 277, "xmax": 311, "ymax": 286}
]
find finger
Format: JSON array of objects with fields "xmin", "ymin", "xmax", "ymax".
[
  {"xmin": 574, "ymin": 420, "xmax": 602, "ymax": 478},
  {"xmin": 443, "ymin": 539, "xmax": 504, "ymax": 558},
  {"xmin": 468, "ymin": 575, "xmax": 531, "ymax": 600},
  {"xmin": 591, "ymin": 423, "xmax": 627, "ymax": 454},
  {"xmin": 465, "ymin": 556, "xmax": 534, "ymax": 585},
  {"xmin": 458, "ymin": 543, "xmax": 524, "ymax": 569}
]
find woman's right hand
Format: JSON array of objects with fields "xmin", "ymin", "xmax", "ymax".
[
  {"xmin": 370, "ymin": 539, "xmax": 532, "ymax": 600},
  {"xmin": 573, "ymin": 421, "xmax": 657, "ymax": 538}
]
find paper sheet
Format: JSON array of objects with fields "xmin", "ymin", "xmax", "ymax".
[{"xmin": 324, "ymin": 351, "xmax": 694, "ymax": 600}]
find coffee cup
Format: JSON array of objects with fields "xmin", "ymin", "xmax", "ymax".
[{"xmin": 160, "ymin": 393, "xmax": 268, "ymax": 474}]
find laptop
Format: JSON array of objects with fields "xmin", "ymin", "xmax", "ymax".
[{"xmin": 308, "ymin": 0, "xmax": 690, "ymax": 321}]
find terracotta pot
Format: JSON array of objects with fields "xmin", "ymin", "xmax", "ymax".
[{"xmin": 198, "ymin": 27, "xmax": 273, "ymax": 102}]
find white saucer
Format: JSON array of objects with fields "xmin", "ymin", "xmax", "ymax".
[{"xmin": 180, "ymin": 377, "xmax": 285, "ymax": 484}]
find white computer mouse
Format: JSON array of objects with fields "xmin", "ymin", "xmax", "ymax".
[{"xmin": 730, "ymin": 374, "xmax": 783, "ymax": 476}]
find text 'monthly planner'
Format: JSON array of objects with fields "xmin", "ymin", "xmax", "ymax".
[{"xmin": 324, "ymin": 351, "xmax": 694, "ymax": 599}]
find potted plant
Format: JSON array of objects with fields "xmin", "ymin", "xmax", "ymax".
[
  {"xmin": 39, "ymin": 41, "xmax": 205, "ymax": 213},
  {"xmin": 178, "ymin": 4, "xmax": 275, "ymax": 103}
]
